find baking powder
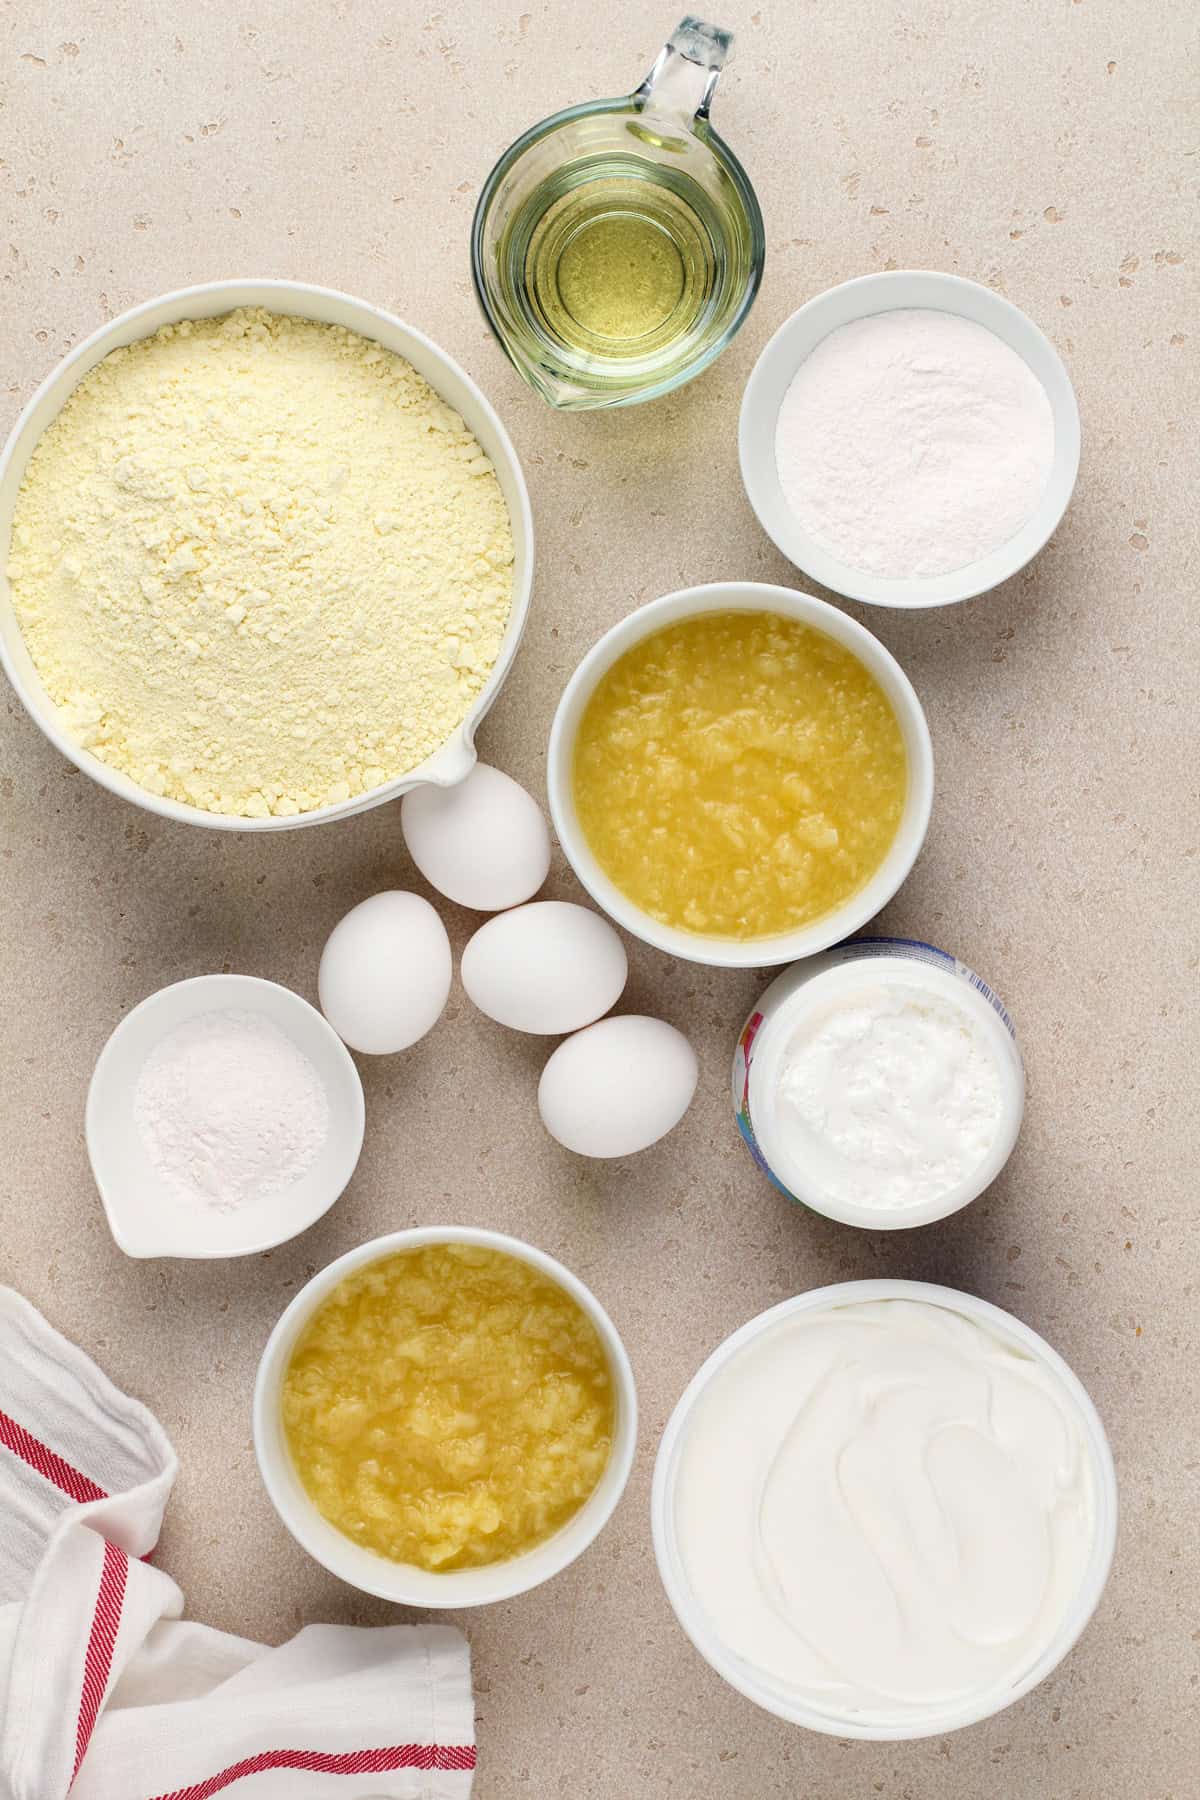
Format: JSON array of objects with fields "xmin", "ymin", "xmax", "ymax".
[
  {"xmin": 134, "ymin": 1009, "xmax": 329, "ymax": 1210},
  {"xmin": 774, "ymin": 308, "xmax": 1055, "ymax": 579}
]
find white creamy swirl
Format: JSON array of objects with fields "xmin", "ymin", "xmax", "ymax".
[{"xmin": 674, "ymin": 1300, "xmax": 1096, "ymax": 1721}]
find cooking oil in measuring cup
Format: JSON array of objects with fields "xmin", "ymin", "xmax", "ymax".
[
  {"xmin": 473, "ymin": 19, "xmax": 763, "ymax": 410},
  {"xmin": 508, "ymin": 160, "xmax": 727, "ymax": 361}
]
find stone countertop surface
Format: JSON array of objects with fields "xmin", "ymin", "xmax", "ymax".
[{"xmin": 1, "ymin": 2, "xmax": 1196, "ymax": 1794}]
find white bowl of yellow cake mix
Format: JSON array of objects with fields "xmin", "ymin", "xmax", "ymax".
[
  {"xmin": 652, "ymin": 1281, "xmax": 1118, "ymax": 1738},
  {"xmin": 0, "ymin": 280, "xmax": 533, "ymax": 830},
  {"xmin": 547, "ymin": 582, "xmax": 933, "ymax": 968},
  {"xmin": 253, "ymin": 1226, "xmax": 637, "ymax": 1606}
]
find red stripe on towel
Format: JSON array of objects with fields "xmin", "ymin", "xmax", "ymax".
[
  {"xmin": 0, "ymin": 1407, "xmax": 108, "ymax": 1504},
  {"xmin": 147, "ymin": 1743, "xmax": 478, "ymax": 1799},
  {"xmin": 72, "ymin": 1539, "xmax": 128, "ymax": 1778}
]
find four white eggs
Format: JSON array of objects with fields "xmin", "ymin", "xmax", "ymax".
[{"xmin": 317, "ymin": 761, "xmax": 696, "ymax": 1158}]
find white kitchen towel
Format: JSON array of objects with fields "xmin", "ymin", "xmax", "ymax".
[{"xmin": 0, "ymin": 1287, "xmax": 475, "ymax": 1800}]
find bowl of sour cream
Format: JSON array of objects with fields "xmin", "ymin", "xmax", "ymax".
[{"xmin": 651, "ymin": 1282, "xmax": 1117, "ymax": 1739}]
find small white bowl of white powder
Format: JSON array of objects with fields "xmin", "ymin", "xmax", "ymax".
[
  {"xmin": 739, "ymin": 271, "xmax": 1080, "ymax": 607},
  {"xmin": 87, "ymin": 974, "xmax": 365, "ymax": 1257}
]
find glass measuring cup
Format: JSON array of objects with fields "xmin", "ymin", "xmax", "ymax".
[{"xmin": 471, "ymin": 18, "xmax": 764, "ymax": 411}]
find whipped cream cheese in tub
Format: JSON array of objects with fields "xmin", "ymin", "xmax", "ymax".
[
  {"xmin": 651, "ymin": 1280, "xmax": 1118, "ymax": 1739},
  {"xmin": 733, "ymin": 936, "xmax": 1024, "ymax": 1228}
]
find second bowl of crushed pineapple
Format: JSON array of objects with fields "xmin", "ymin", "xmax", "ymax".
[
  {"xmin": 253, "ymin": 1226, "xmax": 637, "ymax": 1606},
  {"xmin": 547, "ymin": 581, "xmax": 934, "ymax": 969}
]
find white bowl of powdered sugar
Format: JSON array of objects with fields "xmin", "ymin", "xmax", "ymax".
[
  {"xmin": 739, "ymin": 271, "xmax": 1080, "ymax": 607},
  {"xmin": 87, "ymin": 974, "xmax": 365, "ymax": 1257}
]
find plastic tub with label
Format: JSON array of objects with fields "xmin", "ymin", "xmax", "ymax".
[{"xmin": 732, "ymin": 936, "xmax": 1025, "ymax": 1229}]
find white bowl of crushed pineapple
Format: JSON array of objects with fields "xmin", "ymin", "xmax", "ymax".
[
  {"xmin": 0, "ymin": 280, "xmax": 533, "ymax": 829},
  {"xmin": 547, "ymin": 580, "xmax": 934, "ymax": 969},
  {"xmin": 253, "ymin": 1226, "xmax": 637, "ymax": 1606}
]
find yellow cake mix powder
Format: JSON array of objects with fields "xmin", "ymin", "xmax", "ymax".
[{"xmin": 6, "ymin": 307, "xmax": 515, "ymax": 817}]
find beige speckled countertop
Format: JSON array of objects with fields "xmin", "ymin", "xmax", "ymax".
[{"xmin": 2, "ymin": 2, "xmax": 1197, "ymax": 1794}]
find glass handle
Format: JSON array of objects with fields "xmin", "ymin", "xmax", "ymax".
[{"xmin": 634, "ymin": 16, "xmax": 733, "ymax": 133}]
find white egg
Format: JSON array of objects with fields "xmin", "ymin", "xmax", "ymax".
[
  {"xmin": 461, "ymin": 901, "xmax": 626, "ymax": 1034},
  {"xmin": 400, "ymin": 762, "xmax": 551, "ymax": 912},
  {"xmin": 318, "ymin": 891, "xmax": 451, "ymax": 1054},
  {"xmin": 538, "ymin": 1015, "xmax": 698, "ymax": 1158}
]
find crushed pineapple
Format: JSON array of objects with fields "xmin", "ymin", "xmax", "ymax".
[
  {"xmin": 282, "ymin": 1244, "xmax": 614, "ymax": 1572},
  {"xmin": 572, "ymin": 610, "xmax": 907, "ymax": 939}
]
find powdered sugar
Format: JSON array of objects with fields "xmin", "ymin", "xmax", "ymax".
[
  {"xmin": 134, "ymin": 1009, "xmax": 329, "ymax": 1211},
  {"xmin": 774, "ymin": 308, "xmax": 1055, "ymax": 579}
]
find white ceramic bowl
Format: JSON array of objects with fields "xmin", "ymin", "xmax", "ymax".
[
  {"xmin": 253, "ymin": 1226, "xmax": 638, "ymax": 1606},
  {"xmin": 651, "ymin": 1279, "xmax": 1118, "ymax": 1740},
  {"xmin": 87, "ymin": 974, "xmax": 365, "ymax": 1258},
  {"xmin": 0, "ymin": 279, "xmax": 535, "ymax": 829},
  {"xmin": 546, "ymin": 581, "xmax": 934, "ymax": 969},
  {"xmin": 739, "ymin": 271, "xmax": 1081, "ymax": 607}
]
